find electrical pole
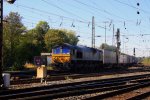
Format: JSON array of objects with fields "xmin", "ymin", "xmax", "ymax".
[
  {"xmin": 103, "ymin": 21, "xmax": 109, "ymax": 44},
  {"xmin": 112, "ymin": 24, "xmax": 114, "ymax": 45},
  {"xmin": 116, "ymin": 28, "xmax": 121, "ymax": 67},
  {"xmin": 133, "ymin": 48, "xmax": 135, "ymax": 57},
  {"xmin": 105, "ymin": 22, "xmax": 106, "ymax": 44},
  {"xmin": 0, "ymin": 0, "xmax": 3, "ymax": 87},
  {"xmin": 92, "ymin": 16, "xmax": 95, "ymax": 48},
  {"xmin": 0, "ymin": 0, "xmax": 16, "ymax": 88}
]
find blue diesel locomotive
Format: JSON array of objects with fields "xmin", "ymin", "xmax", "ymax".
[
  {"xmin": 52, "ymin": 43, "xmax": 103, "ymax": 70},
  {"xmin": 51, "ymin": 43, "xmax": 138, "ymax": 71}
]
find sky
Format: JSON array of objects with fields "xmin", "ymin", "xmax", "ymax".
[{"xmin": 4, "ymin": 0, "xmax": 150, "ymax": 57}]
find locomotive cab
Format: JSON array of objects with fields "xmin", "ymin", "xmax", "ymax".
[
  {"xmin": 51, "ymin": 43, "xmax": 74, "ymax": 70},
  {"xmin": 52, "ymin": 46, "xmax": 71, "ymax": 63}
]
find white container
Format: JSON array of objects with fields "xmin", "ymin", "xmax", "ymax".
[{"xmin": 2, "ymin": 73, "xmax": 10, "ymax": 87}]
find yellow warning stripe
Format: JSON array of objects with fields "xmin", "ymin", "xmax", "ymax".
[{"xmin": 52, "ymin": 54, "xmax": 70, "ymax": 63}]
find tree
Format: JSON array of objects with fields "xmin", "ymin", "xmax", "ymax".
[
  {"xmin": 3, "ymin": 12, "xmax": 26, "ymax": 68},
  {"xmin": 45, "ymin": 29, "xmax": 79, "ymax": 52},
  {"xmin": 100, "ymin": 43, "xmax": 117, "ymax": 51},
  {"xmin": 17, "ymin": 30, "xmax": 42, "ymax": 63},
  {"xmin": 62, "ymin": 29, "xmax": 79, "ymax": 45},
  {"xmin": 13, "ymin": 21, "xmax": 50, "ymax": 67},
  {"xmin": 3, "ymin": 13, "xmax": 79, "ymax": 70},
  {"xmin": 34, "ymin": 21, "xmax": 50, "ymax": 52},
  {"xmin": 35, "ymin": 21, "xmax": 49, "ymax": 34}
]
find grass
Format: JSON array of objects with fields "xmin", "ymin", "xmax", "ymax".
[
  {"xmin": 24, "ymin": 63, "xmax": 36, "ymax": 69},
  {"xmin": 141, "ymin": 58, "xmax": 150, "ymax": 66},
  {"xmin": 24, "ymin": 63, "xmax": 56, "ymax": 70}
]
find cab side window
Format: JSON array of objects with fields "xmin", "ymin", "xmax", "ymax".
[
  {"xmin": 72, "ymin": 49, "xmax": 75, "ymax": 55},
  {"xmin": 76, "ymin": 51, "xmax": 82, "ymax": 58}
]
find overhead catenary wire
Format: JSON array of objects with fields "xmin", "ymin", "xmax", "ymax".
[
  {"xmin": 8, "ymin": 1, "xmax": 150, "ymax": 31},
  {"xmin": 10, "ymin": 2, "xmax": 150, "ymax": 40},
  {"xmin": 114, "ymin": 0, "xmax": 150, "ymax": 15},
  {"xmin": 73, "ymin": 0, "xmax": 132, "ymax": 21},
  {"xmin": 41, "ymin": 0, "xmax": 87, "ymax": 22},
  {"xmin": 4, "ymin": 1, "xmax": 150, "ymax": 57},
  {"xmin": 73, "ymin": 0, "xmax": 150, "ymax": 33},
  {"xmin": 13, "ymin": 3, "xmax": 112, "ymax": 31},
  {"xmin": 13, "ymin": 4, "xmax": 89, "ymax": 24},
  {"xmin": 57, "ymin": 0, "xmax": 97, "ymax": 19},
  {"xmin": 12, "ymin": 1, "xmax": 150, "ymax": 33}
]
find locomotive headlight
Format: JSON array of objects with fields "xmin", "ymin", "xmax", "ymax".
[{"xmin": 6, "ymin": 0, "xmax": 16, "ymax": 4}]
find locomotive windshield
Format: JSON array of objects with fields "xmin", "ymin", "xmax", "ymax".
[
  {"xmin": 62, "ymin": 47, "xmax": 70, "ymax": 54},
  {"xmin": 53, "ymin": 46, "xmax": 70, "ymax": 54}
]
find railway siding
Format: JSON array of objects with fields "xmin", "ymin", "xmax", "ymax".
[
  {"xmin": 9, "ymin": 71, "xmax": 150, "ymax": 89},
  {"xmin": 0, "ymin": 73, "xmax": 150, "ymax": 99}
]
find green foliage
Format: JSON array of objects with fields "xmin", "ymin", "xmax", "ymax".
[
  {"xmin": 11, "ymin": 62, "xmax": 24, "ymax": 71},
  {"xmin": 36, "ymin": 21, "xmax": 49, "ymax": 34},
  {"xmin": 141, "ymin": 57, "xmax": 150, "ymax": 66},
  {"xmin": 34, "ymin": 21, "xmax": 50, "ymax": 52},
  {"xmin": 62, "ymin": 29, "xmax": 79, "ymax": 45},
  {"xmin": 45, "ymin": 29, "xmax": 78, "ymax": 52},
  {"xmin": 3, "ymin": 12, "xmax": 79, "ymax": 71},
  {"xmin": 3, "ymin": 12, "xmax": 26, "ymax": 68},
  {"xmin": 100, "ymin": 43, "xmax": 117, "ymax": 51}
]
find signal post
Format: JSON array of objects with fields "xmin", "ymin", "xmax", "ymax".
[{"xmin": 0, "ymin": 0, "xmax": 16, "ymax": 88}]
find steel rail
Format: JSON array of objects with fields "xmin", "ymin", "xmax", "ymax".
[
  {"xmin": 0, "ymin": 74, "xmax": 150, "ymax": 99},
  {"xmin": 1, "ymin": 73, "xmax": 150, "ymax": 96},
  {"xmin": 85, "ymin": 82, "xmax": 150, "ymax": 100},
  {"xmin": 127, "ymin": 91, "xmax": 150, "ymax": 100}
]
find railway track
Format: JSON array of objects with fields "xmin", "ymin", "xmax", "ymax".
[
  {"xmin": 10, "ymin": 73, "xmax": 104, "ymax": 85},
  {"xmin": 0, "ymin": 74, "xmax": 150, "ymax": 100},
  {"xmin": 127, "ymin": 91, "xmax": 150, "ymax": 100},
  {"xmin": 85, "ymin": 81, "xmax": 150, "ymax": 100},
  {"xmin": 6, "ymin": 70, "xmax": 69, "ymax": 79},
  {"xmin": 6, "ymin": 65, "xmax": 145, "ymax": 76},
  {"xmin": 10, "ymin": 66, "xmax": 150, "ymax": 85}
]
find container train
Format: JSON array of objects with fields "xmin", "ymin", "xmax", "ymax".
[{"xmin": 51, "ymin": 43, "xmax": 139, "ymax": 71}]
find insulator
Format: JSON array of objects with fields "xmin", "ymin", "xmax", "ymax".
[
  {"xmin": 7, "ymin": 0, "xmax": 16, "ymax": 4},
  {"xmin": 137, "ymin": 11, "xmax": 140, "ymax": 14}
]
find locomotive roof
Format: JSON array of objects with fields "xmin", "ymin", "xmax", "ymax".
[
  {"xmin": 53, "ymin": 43, "xmax": 75, "ymax": 49},
  {"xmin": 53, "ymin": 43, "xmax": 102, "ymax": 52}
]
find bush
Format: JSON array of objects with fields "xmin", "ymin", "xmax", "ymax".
[{"xmin": 11, "ymin": 62, "xmax": 24, "ymax": 71}]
